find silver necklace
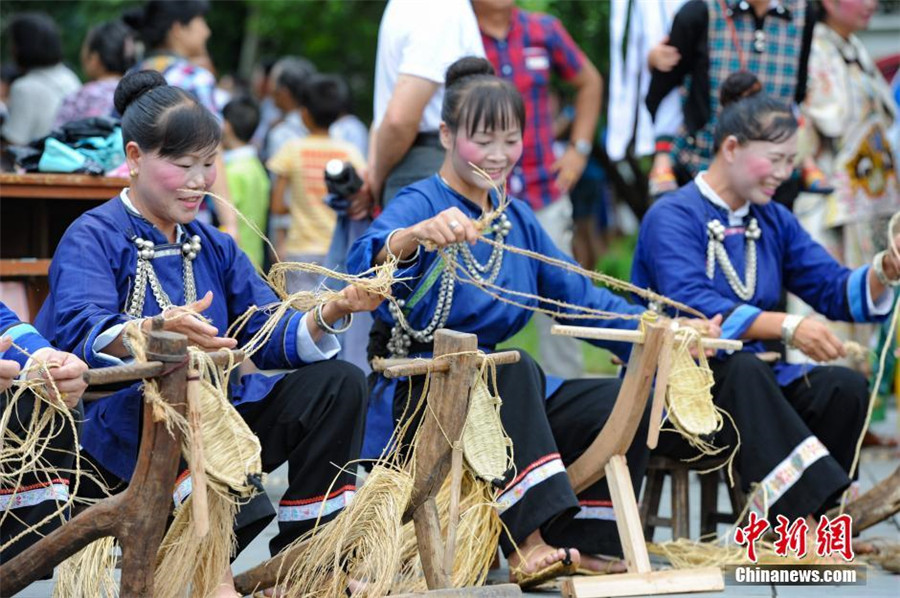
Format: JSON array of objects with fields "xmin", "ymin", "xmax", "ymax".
[
  {"xmin": 125, "ymin": 234, "xmax": 202, "ymax": 317},
  {"xmin": 387, "ymin": 213, "xmax": 512, "ymax": 357},
  {"xmin": 705, "ymin": 218, "xmax": 761, "ymax": 301}
]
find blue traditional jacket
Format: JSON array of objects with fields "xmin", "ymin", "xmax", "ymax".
[
  {"xmin": 35, "ymin": 193, "xmax": 337, "ymax": 480},
  {"xmin": 631, "ymin": 178, "xmax": 894, "ymax": 386},
  {"xmin": 347, "ymin": 174, "xmax": 645, "ymax": 458}
]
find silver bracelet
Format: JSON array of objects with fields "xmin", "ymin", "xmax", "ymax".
[
  {"xmin": 385, "ymin": 228, "xmax": 420, "ymax": 265},
  {"xmin": 313, "ymin": 304, "xmax": 353, "ymax": 334},
  {"xmin": 873, "ymin": 251, "xmax": 900, "ymax": 287},
  {"xmin": 781, "ymin": 314, "xmax": 805, "ymax": 348}
]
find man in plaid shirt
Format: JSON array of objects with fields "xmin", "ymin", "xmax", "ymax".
[{"xmin": 475, "ymin": 0, "xmax": 602, "ymax": 379}]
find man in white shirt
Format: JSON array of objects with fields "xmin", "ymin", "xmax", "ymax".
[{"xmin": 369, "ymin": 0, "xmax": 485, "ymax": 205}]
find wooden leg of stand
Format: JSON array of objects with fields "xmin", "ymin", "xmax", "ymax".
[
  {"xmin": 444, "ymin": 443, "xmax": 464, "ymax": 577},
  {"xmin": 118, "ymin": 331, "xmax": 189, "ymax": 596},
  {"xmin": 606, "ymin": 455, "xmax": 651, "ymax": 574},
  {"xmin": 415, "ymin": 497, "xmax": 449, "ymax": 589}
]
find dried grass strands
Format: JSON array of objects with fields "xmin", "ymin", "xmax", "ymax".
[
  {"xmin": 227, "ymin": 259, "xmax": 399, "ymax": 364},
  {"xmin": 394, "ymin": 470, "xmax": 502, "ymax": 592},
  {"xmin": 53, "ymin": 536, "xmax": 119, "ymax": 598},
  {"xmin": 277, "ymin": 464, "xmax": 415, "ymax": 598},
  {"xmin": 154, "ymin": 491, "xmax": 239, "ymax": 598}
]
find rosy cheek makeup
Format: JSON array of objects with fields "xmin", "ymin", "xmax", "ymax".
[
  {"xmin": 744, "ymin": 154, "xmax": 774, "ymax": 180},
  {"xmin": 455, "ymin": 137, "xmax": 487, "ymax": 166},
  {"xmin": 152, "ymin": 161, "xmax": 189, "ymax": 193}
]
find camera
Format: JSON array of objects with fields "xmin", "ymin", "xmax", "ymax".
[{"xmin": 324, "ymin": 159, "xmax": 363, "ymax": 211}]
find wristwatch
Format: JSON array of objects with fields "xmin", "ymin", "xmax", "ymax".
[{"xmin": 573, "ymin": 139, "xmax": 592, "ymax": 156}]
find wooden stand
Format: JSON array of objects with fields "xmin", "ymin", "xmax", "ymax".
[
  {"xmin": 0, "ymin": 332, "xmax": 242, "ymax": 597},
  {"xmin": 552, "ymin": 322, "xmax": 728, "ymax": 598},
  {"xmin": 234, "ymin": 330, "xmax": 521, "ymax": 597}
]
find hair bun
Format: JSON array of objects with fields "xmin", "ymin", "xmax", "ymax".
[
  {"xmin": 719, "ymin": 71, "xmax": 763, "ymax": 108},
  {"xmin": 445, "ymin": 56, "xmax": 495, "ymax": 89},
  {"xmin": 114, "ymin": 70, "xmax": 167, "ymax": 115}
]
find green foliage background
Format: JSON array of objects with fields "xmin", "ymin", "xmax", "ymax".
[{"xmin": 0, "ymin": 0, "xmax": 611, "ymax": 124}]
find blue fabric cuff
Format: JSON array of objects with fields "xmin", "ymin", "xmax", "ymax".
[
  {"xmin": 0, "ymin": 323, "xmax": 52, "ymax": 368},
  {"xmin": 82, "ymin": 314, "xmax": 131, "ymax": 368},
  {"xmin": 721, "ymin": 304, "xmax": 762, "ymax": 340},
  {"xmin": 847, "ymin": 265, "xmax": 869, "ymax": 322}
]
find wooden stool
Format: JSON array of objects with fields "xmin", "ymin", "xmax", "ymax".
[{"xmin": 640, "ymin": 455, "xmax": 746, "ymax": 542}]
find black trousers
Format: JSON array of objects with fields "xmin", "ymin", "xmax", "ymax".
[
  {"xmin": 392, "ymin": 351, "xmax": 650, "ymax": 557},
  {"xmin": 655, "ymin": 353, "xmax": 868, "ymax": 524},
  {"xmin": 235, "ymin": 360, "xmax": 367, "ymax": 556},
  {"xmin": 1, "ymin": 391, "xmax": 80, "ymax": 564}
]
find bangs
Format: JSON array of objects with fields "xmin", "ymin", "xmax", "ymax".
[
  {"xmin": 156, "ymin": 102, "xmax": 221, "ymax": 158},
  {"xmin": 459, "ymin": 81, "xmax": 525, "ymax": 138},
  {"xmin": 754, "ymin": 112, "xmax": 797, "ymax": 145}
]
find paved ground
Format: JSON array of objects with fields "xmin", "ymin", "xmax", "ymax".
[{"xmin": 12, "ymin": 410, "xmax": 899, "ymax": 598}]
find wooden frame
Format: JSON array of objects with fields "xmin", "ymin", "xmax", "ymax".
[
  {"xmin": 234, "ymin": 330, "xmax": 522, "ymax": 598},
  {"xmin": 552, "ymin": 322, "xmax": 726, "ymax": 598},
  {"xmin": 0, "ymin": 332, "xmax": 241, "ymax": 597}
]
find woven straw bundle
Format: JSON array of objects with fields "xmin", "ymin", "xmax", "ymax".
[
  {"xmin": 462, "ymin": 372, "xmax": 513, "ymax": 484},
  {"xmin": 665, "ymin": 335, "xmax": 721, "ymax": 438}
]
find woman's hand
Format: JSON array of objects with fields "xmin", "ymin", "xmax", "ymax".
[
  {"xmin": 28, "ymin": 348, "xmax": 88, "ymax": 409},
  {"xmin": 309, "ymin": 286, "xmax": 387, "ymax": 341},
  {"xmin": 648, "ymin": 37, "xmax": 681, "ymax": 72},
  {"xmin": 329, "ymin": 285, "xmax": 386, "ymax": 317},
  {"xmin": 791, "ymin": 317, "xmax": 846, "ymax": 362},
  {"xmin": 407, "ymin": 207, "xmax": 480, "ymax": 249},
  {"xmin": 677, "ymin": 314, "xmax": 723, "ymax": 357},
  {"xmin": 145, "ymin": 291, "xmax": 238, "ymax": 352},
  {"xmin": 0, "ymin": 337, "xmax": 20, "ymax": 393}
]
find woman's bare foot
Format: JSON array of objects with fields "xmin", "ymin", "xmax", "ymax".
[
  {"xmin": 507, "ymin": 529, "xmax": 581, "ymax": 581},
  {"xmin": 579, "ymin": 553, "xmax": 627, "ymax": 574}
]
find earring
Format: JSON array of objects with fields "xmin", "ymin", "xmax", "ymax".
[{"xmin": 129, "ymin": 168, "xmax": 138, "ymax": 177}]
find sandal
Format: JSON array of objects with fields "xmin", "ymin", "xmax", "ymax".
[{"xmin": 510, "ymin": 546, "xmax": 578, "ymax": 590}]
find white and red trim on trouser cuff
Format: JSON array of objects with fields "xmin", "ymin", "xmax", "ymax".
[
  {"xmin": 748, "ymin": 435, "xmax": 829, "ymax": 519},
  {"xmin": 497, "ymin": 453, "xmax": 566, "ymax": 513},
  {"xmin": 0, "ymin": 478, "xmax": 69, "ymax": 511},
  {"xmin": 573, "ymin": 499, "xmax": 616, "ymax": 521},
  {"xmin": 278, "ymin": 485, "xmax": 356, "ymax": 522}
]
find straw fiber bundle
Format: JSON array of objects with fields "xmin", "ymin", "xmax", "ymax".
[
  {"xmin": 394, "ymin": 470, "xmax": 503, "ymax": 592},
  {"xmin": 53, "ymin": 536, "xmax": 118, "ymax": 598},
  {"xmin": 277, "ymin": 464, "xmax": 415, "ymax": 598}
]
